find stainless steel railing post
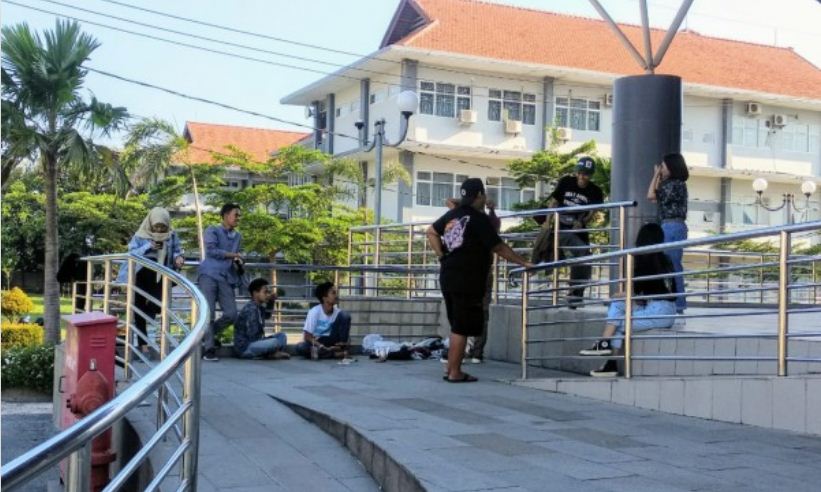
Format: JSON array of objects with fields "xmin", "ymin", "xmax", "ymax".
[
  {"xmin": 157, "ymin": 276, "xmax": 170, "ymax": 431},
  {"xmin": 64, "ymin": 442, "xmax": 91, "ymax": 492},
  {"xmin": 521, "ymin": 271, "xmax": 530, "ymax": 380},
  {"xmin": 777, "ymin": 231, "xmax": 791, "ymax": 376},
  {"xmin": 406, "ymin": 226, "xmax": 413, "ymax": 298},
  {"xmin": 624, "ymin": 254, "xmax": 635, "ymax": 379},
  {"xmin": 85, "ymin": 260, "xmax": 93, "ymax": 313},
  {"xmin": 124, "ymin": 258, "xmax": 135, "ymax": 380},
  {"xmin": 181, "ymin": 298, "xmax": 202, "ymax": 490},
  {"xmin": 552, "ymin": 211, "xmax": 561, "ymax": 306},
  {"xmin": 103, "ymin": 259, "xmax": 112, "ymax": 314}
]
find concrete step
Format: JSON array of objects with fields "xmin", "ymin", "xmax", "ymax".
[{"xmin": 517, "ymin": 374, "xmax": 821, "ymax": 436}]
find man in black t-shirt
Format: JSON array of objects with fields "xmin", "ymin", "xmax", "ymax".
[
  {"xmin": 428, "ymin": 178, "xmax": 532, "ymax": 383},
  {"xmin": 546, "ymin": 157, "xmax": 604, "ymax": 306}
]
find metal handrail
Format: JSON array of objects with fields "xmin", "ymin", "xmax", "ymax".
[
  {"xmin": 0, "ymin": 253, "xmax": 209, "ymax": 491},
  {"xmin": 510, "ymin": 221, "xmax": 821, "ymax": 276},
  {"xmin": 512, "ymin": 220, "xmax": 821, "ymax": 380},
  {"xmin": 349, "ymin": 200, "xmax": 638, "ymax": 231}
]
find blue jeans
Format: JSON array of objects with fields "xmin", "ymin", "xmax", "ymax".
[
  {"xmin": 199, "ymin": 274, "xmax": 238, "ymax": 352},
  {"xmin": 662, "ymin": 221, "xmax": 688, "ymax": 312},
  {"xmin": 607, "ymin": 300, "xmax": 676, "ymax": 349},
  {"xmin": 296, "ymin": 312, "xmax": 351, "ymax": 358},
  {"xmin": 241, "ymin": 332, "xmax": 287, "ymax": 359}
]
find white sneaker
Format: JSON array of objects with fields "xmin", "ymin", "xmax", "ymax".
[
  {"xmin": 440, "ymin": 357, "xmax": 448, "ymax": 363},
  {"xmin": 470, "ymin": 358, "xmax": 483, "ymax": 364}
]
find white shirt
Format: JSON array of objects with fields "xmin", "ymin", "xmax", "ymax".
[{"xmin": 303, "ymin": 304, "xmax": 340, "ymax": 337}]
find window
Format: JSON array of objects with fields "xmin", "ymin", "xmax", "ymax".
[
  {"xmin": 415, "ymin": 172, "xmax": 472, "ymax": 206},
  {"xmin": 418, "ymin": 81, "xmax": 471, "ymax": 117},
  {"xmin": 731, "ymin": 119, "xmax": 818, "ymax": 153},
  {"xmin": 488, "ymin": 89, "xmax": 537, "ymax": 125},
  {"xmin": 485, "ymin": 177, "xmax": 535, "ymax": 210},
  {"xmin": 555, "ymin": 97, "xmax": 600, "ymax": 131}
]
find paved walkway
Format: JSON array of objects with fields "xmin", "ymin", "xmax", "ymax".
[
  {"xmin": 203, "ymin": 357, "xmax": 821, "ymax": 492},
  {"xmin": 1, "ymin": 403, "xmax": 59, "ymax": 492}
]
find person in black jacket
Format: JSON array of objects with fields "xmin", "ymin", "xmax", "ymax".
[
  {"xmin": 578, "ymin": 223, "xmax": 677, "ymax": 377},
  {"xmin": 233, "ymin": 278, "xmax": 289, "ymax": 360}
]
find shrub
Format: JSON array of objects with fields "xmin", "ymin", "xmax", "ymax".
[
  {"xmin": 1, "ymin": 287, "xmax": 34, "ymax": 322},
  {"xmin": 1, "ymin": 322, "xmax": 44, "ymax": 350},
  {"xmin": 1, "ymin": 344, "xmax": 55, "ymax": 393}
]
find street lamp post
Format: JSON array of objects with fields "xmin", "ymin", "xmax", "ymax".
[
  {"xmin": 752, "ymin": 178, "xmax": 817, "ymax": 224},
  {"xmin": 356, "ymin": 90, "xmax": 418, "ymax": 226}
]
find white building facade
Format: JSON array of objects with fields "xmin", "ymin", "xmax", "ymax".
[{"xmin": 282, "ymin": 0, "xmax": 821, "ymax": 237}]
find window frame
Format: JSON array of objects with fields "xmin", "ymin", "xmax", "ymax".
[
  {"xmin": 488, "ymin": 89, "xmax": 537, "ymax": 125},
  {"xmin": 554, "ymin": 97, "xmax": 601, "ymax": 131},
  {"xmin": 419, "ymin": 80, "xmax": 471, "ymax": 118}
]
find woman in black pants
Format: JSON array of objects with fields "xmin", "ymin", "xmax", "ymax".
[{"xmin": 118, "ymin": 208, "xmax": 184, "ymax": 355}]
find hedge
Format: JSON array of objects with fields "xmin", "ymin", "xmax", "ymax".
[
  {"xmin": 1, "ymin": 287, "xmax": 34, "ymax": 322},
  {"xmin": 1, "ymin": 322, "xmax": 44, "ymax": 350},
  {"xmin": 1, "ymin": 344, "xmax": 55, "ymax": 393}
]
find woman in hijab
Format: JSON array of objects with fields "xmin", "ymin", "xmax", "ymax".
[{"xmin": 118, "ymin": 207, "xmax": 184, "ymax": 355}]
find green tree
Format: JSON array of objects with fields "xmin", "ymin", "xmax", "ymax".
[
  {"xmin": 1, "ymin": 179, "xmax": 148, "ymax": 281},
  {"xmin": 2, "ymin": 21, "xmax": 128, "ymax": 342},
  {"xmin": 206, "ymin": 145, "xmax": 398, "ymax": 265}
]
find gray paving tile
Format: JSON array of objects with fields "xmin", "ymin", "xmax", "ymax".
[
  {"xmin": 521, "ymin": 453, "xmax": 636, "ymax": 480},
  {"xmin": 452, "ymin": 433, "xmax": 555, "ymax": 456},
  {"xmin": 473, "ymin": 395, "xmax": 591, "ymax": 421},
  {"xmin": 613, "ymin": 460, "xmax": 739, "ymax": 490},
  {"xmin": 548, "ymin": 427, "xmax": 650, "ymax": 449},
  {"xmin": 493, "ymin": 468, "xmax": 610, "ymax": 492},
  {"xmin": 429, "ymin": 446, "xmax": 534, "ymax": 472},
  {"xmin": 588, "ymin": 475, "xmax": 691, "ymax": 492},
  {"xmin": 340, "ymin": 476, "xmax": 382, "ymax": 492},
  {"xmin": 387, "ymin": 398, "xmax": 502, "ymax": 425}
]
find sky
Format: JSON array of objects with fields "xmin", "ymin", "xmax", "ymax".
[{"xmin": 3, "ymin": 0, "xmax": 820, "ymax": 146}]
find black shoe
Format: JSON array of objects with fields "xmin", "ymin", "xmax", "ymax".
[
  {"xmin": 203, "ymin": 350, "xmax": 219, "ymax": 362},
  {"xmin": 579, "ymin": 340, "xmax": 613, "ymax": 356},
  {"xmin": 590, "ymin": 359, "xmax": 618, "ymax": 377}
]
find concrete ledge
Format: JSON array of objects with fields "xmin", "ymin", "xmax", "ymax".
[
  {"xmin": 516, "ymin": 375, "xmax": 821, "ymax": 436},
  {"xmin": 272, "ymin": 397, "xmax": 425, "ymax": 492}
]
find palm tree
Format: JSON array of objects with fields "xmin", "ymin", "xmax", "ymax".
[{"xmin": 2, "ymin": 21, "xmax": 127, "ymax": 342}]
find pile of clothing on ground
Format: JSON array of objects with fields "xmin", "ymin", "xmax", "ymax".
[{"xmin": 361, "ymin": 334, "xmax": 447, "ymax": 362}]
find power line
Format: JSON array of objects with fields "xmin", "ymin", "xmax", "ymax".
[{"xmin": 10, "ymin": 0, "xmax": 727, "ymax": 109}]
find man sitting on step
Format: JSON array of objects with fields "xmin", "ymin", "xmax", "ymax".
[
  {"xmin": 296, "ymin": 282, "xmax": 351, "ymax": 359},
  {"xmin": 233, "ymin": 278, "xmax": 290, "ymax": 360}
]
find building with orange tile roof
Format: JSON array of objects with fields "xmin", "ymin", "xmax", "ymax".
[{"xmin": 282, "ymin": 0, "xmax": 820, "ymax": 234}]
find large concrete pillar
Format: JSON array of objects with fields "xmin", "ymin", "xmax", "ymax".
[{"xmin": 611, "ymin": 74, "xmax": 682, "ymax": 248}]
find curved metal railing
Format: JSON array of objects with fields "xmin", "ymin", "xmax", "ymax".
[
  {"xmin": 347, "ymin": 201, "xmax": 637, "ymax": 299},
  {"xmin": 1, "ymin": 253, "xmax": 209, "ymax": 491},
  {"xmin": 509, "ymin": 221, "xmax": 821, "ymax": 379}
]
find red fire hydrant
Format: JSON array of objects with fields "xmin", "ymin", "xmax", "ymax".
[{"xmin": 66, "ymin": 359, "xmax": 116, "ymax": 491}]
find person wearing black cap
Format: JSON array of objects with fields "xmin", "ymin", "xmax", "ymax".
[
  {"xmin": 427, "ymin": 178, "xmax": 533, "ymax": 382},
  {"xmin": 546, "ymin": 157, "xmax": 604, "ymax": 307}
]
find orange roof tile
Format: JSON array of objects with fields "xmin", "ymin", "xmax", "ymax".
[
  {"xmin": 179, "ymin": 121, "xmax": 309, "ymax": 164},
  {"xmin": 395, "ymin": 0, "xmax": 821, "ymax": 100}
]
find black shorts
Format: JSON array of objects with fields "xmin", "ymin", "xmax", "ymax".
[{"xmin": 442, "ymin": 292, "xmax": 485, "ymax": 337}]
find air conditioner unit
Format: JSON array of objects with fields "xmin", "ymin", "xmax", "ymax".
[
  {"xmin": 505, "ymin": 119, "xmax": 522, "ymax": 134},
  {"xmin": 772, "ymin": 114, "xmax": 788, "ymax": 127},
  {"xmin": 555, "ymin": 127, "xmax": 572, "ymax": 142},
  {"xmin": 458, "ymin": 109, "xmax": 478, "ymax": 125},
  {"xmin": 745, "ymin": 102, "xmax": 761, "ymax": 115},
  {"xmin": 604, "ymin": 93, "xmax": 614, "ymax": 107}
]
